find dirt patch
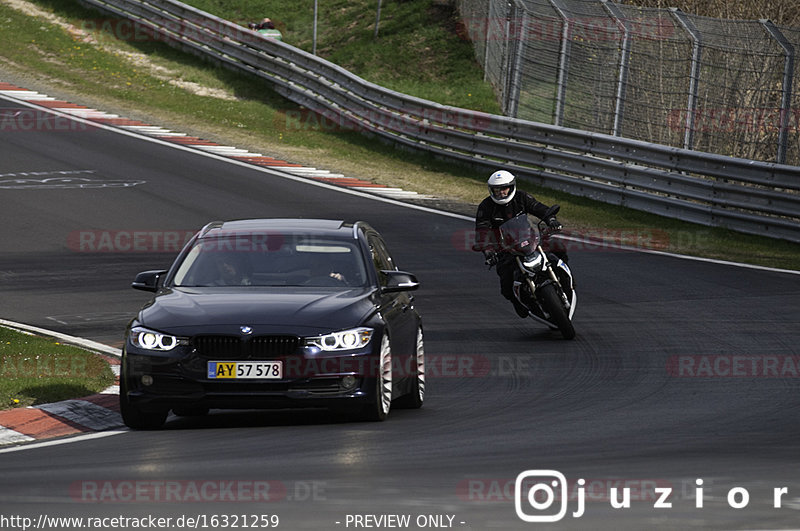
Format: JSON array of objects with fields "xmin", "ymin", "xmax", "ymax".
[{"xmin": 3, "ymin": 0, "xmax": 238, "ymax": 101}]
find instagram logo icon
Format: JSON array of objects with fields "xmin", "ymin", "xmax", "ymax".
[{"xmin": 515, "ymin": 470, "xmax": 569, "ymax": 522}]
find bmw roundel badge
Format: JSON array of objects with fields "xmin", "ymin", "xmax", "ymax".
[{"xmin": 240, "ymin": 326, "xmax": 253, "ymax": 335}]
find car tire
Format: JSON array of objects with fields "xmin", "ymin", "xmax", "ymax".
[
  {"xmin": 358, "ymin": 334, "xmax": 393, "ymax": 421},
  {"xmin": 120, "ymin": 378, "xmax": 168, "ymax": 430},
  {"xmin": 395, "ymin": 326, "xmax": 425, "ymax": 409}
]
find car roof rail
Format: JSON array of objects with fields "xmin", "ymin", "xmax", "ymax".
[
  {"xmin": 199, "ymin": 220, "xmax": 225, "ymax": 236},
  {"xmin": 352, "ymin": 220, "xmax": 373, "ymax": 239}
]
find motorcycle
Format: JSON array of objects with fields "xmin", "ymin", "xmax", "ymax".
[{"xmin": 485, "ymin": 206, "xmax": 577, "ymax": 339}]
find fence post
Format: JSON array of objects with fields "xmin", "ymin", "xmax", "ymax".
[
  {"xmin": 501, "ymin": 2, "xmax": 513, "ymax": 114},
  {"xmin": 601, "ymin": 0, "xmax": 631, "ymax": 137},
  {"xmin": 506, "ymin": 4, "xmax": 528, "ymax": 117},
  {"xmin": 483, "ymin": 1, "xmax": 492, "ymax": 81},
  {"xmin": 374, "ymin": 0, "xmax": 382, "ymax": 39},
  {"xmin": 548, "ymin": 0, "xmax": 571, "ymax": 126},
  {"xmin": 670, "ymin": 9, "xmax": 702, "ymax": 152},
  {"xmin": 760, "ymin": 19, "xmax": 795, "ymax": 165},
  {"xmin": 312, "ymin": 0, "xmax": 318, "ymax": 55}
]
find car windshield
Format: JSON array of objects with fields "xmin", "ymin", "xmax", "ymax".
[{"xmin": 171, "ymin": 234, "xmax": 368, "ymax": 288}]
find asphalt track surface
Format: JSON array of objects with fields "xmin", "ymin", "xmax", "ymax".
[{"xmin": 2, "ymin": 95, "xmax": 800, "ymax": 530}]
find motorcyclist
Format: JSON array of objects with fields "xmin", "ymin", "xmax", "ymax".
[{"xmin": 473, "ymin": 169, "xmax": 564, "ymax": 318}]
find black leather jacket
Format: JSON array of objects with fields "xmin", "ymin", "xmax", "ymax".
[{"xmin": 473, "ymin": 191, "xmax": 551, "ymax": 252}]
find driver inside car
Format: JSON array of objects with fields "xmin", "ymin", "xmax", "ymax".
[{"xmin": 304, "ymin": 255, "xmax": 352, "ymax": 286}]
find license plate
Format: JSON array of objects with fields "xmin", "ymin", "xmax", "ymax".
[{"xmin": 207, "ymin": 361, "xmax": 283, "ymax": 379}]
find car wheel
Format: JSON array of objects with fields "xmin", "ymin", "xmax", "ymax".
[
  {"xmin": 395, "ymin": 326, "xmax": 425, "ymax": 409},
  {"xmin": 359, "ymin": 333, "xmax": 392, "ymax": 421},
  {"xmin": 119, "ymin": 378, "xmax": 168, "ymax": 430}
]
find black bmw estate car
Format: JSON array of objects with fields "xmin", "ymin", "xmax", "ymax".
[{"xmin": 121, "ymin": 219, "xmax": 424, "ymax": 429}]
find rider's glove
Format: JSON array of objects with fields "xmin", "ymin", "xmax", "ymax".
[{"xmin": 546, "ymin": 216, "xmax": 562, "ymax": 231}]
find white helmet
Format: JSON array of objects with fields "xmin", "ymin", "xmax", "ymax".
[{"xmin": 487, "ymin": 170, "xmax": 516, "ymax": 205}]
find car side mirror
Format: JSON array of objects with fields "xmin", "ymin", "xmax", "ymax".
[
  {"xmin": 132, "ymin": 270, "xmax": 168, "ymax": 292},
  {"xmin": 380, "ymin": 270, "xmax": 419, "ymax": 293}
]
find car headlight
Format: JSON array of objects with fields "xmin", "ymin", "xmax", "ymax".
[
  {"xmin": 130, "ymin": 326, "xmax": 185, "ymax": 351},
  {"xmin": 304, "ymin": 327, "xmax": 373, "ymax": 352}
]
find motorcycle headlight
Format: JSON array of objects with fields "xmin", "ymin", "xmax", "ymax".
[
  {"xmin": 304, "ymin": 327, "xmax": 373, "ymax": 352},
  {"xmin": 130, "ymin": 326, "xmax": 186, "ymax": 351},
  {"xmin": 523, "ymin": 252, "xmax": 544, "ymax": 272}
]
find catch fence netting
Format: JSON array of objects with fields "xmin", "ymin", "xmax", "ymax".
[{"xmin": 457, "ymin": 0, "xmax": 800, "ymax": 165}]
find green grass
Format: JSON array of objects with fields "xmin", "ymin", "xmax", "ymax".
[
  {"xmin": 0, "ymin": 327, "xmax": 115, "ymax": 411},
  {"xmin": 0, "ymin": 0, "xmax": 799, "ymax": 270},
  {"xmin": 180, "ymin": 0, "xmax": 500, "ymax": 111}
]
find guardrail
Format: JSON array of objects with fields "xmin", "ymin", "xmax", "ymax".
[{"xmin": 77, "ymin": 0, "xmax": 800, "ymax": 242}]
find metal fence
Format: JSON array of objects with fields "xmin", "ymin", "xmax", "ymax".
[
  {"xmin": 75, "ymin": 0, "xmax": 800, "ymax": 242},
  {"xmin": 457, "ymin": 0, "xmax": 800, "ymax": 166}
]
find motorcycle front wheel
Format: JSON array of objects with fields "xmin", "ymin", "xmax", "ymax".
[{"xmin": 538, "ymin": 283, "xmax": 576, "ymax": 340}]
